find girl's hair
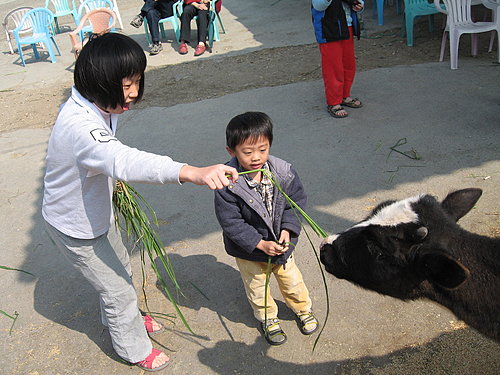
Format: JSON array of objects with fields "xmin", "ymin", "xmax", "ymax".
[
  {"xmin": 226, "ymin": 112, "xmax": 274, "ymax": 150},
  {"xmin": 74, "ymin": 33, "xmax": 147, "ymax": 110}
]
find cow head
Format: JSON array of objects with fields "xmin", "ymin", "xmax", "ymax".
[{"xmin": 320, "ymin": 188, "xmax": 481, "ymax": 299}]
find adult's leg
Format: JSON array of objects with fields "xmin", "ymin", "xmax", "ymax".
[
  {"xmin": 195, "ymin": 9, "xmax": 209, "ymax": 44},
  {"xmin": 44, "ymin": 222, "xmax": 152, "ymax": 363},
  {"xmin": 140, "ymin": 0, "xmax": 157, "ymax": 17},
  {"xmin": 144, "ymin": 6, "xmax": 162, "ymax": 44},
  {"xmin": 180, "ymin": 5, "xmax": 198, "ymax": 43}
]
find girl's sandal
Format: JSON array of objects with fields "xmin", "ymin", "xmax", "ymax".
[
  {"xmin": 143, "ymin": 314, "xmax": 164, "ymax": 336},
  {"xmin": 327, "ymin": 105, "xmax": 348, "ymax": 118},
  {"xmin": 341, "ymin": 97, "xmax": 363, "ymax": 108},
  {"xmin": 135, "ymin": 348, "xmax": 170, "ymax": 372}
]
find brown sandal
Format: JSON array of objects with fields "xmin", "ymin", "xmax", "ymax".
[
  {"xmin": 341, "ymin": 97, "xmax": 363, "ymax": 108},
  {"xmin": 327, "ymin": 105, "xmax": 348, "ymax": 118}
]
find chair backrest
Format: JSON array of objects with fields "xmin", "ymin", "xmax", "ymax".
[
  {"xmin": 14, "ymin": 8, "xmax": 54, "ymax": 36},
  {"xmin": 2, "ymin": 7, "xmax": 34, "ymax": 35},
  {"xmin": 434, "ymin": 0, "xmax": 474, "ymax": 23},
  {"xmin": 45, "ymin": 0, "xmax": 76, "ymax": 14},
  {"xmin": 69, "ymin": 8, "xmax": 115, "ymax": 57},
  {"xmin": 78, "ymin": 0, "xmax": 113, "ymax": 15},
  {"xmin": 76, "ymin": 7, "xmax": 115, "ymax": 35}
]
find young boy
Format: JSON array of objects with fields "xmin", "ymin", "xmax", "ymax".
[{"xmin": 214, "ymin": 112, "xmax": 319, "ymax": 345}]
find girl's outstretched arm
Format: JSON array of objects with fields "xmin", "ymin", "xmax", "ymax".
[{"xmin": 180, "ymin": 164, "xmax": 239, "ymax": 189}]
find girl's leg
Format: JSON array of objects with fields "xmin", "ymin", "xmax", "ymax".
[
  {"xmin": 342, "ymin": 27, "xmax": 357, "ymax": 100},
  {"xmin": 45, "ymin": 222, "xmax": 152, "ymax": 364},
  {"xmin": 319, "ymin": 41, "xmax": 345, "ymax": 107},
  {"xmin": 273, "ymin": 256, "xmax": 312, "ymax": 314},
  {"xmin": 235, "ymin": 258, "xmax": 278, "ymax": 322}
]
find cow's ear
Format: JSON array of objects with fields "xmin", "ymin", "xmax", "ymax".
[
  {"xmin": 417, "ymin": 251, "xmax": 470, "ymax": 289},
  {"xmin": 441, "ymin": 188, "xmax": 482, "ymax": 222}
]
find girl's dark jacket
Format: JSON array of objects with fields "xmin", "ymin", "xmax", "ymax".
[{"xmin": 214, "ymin": 155, "xmax": 307, "ymax": 265}]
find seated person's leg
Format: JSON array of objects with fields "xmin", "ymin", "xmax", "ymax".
[
  {"xmin": 194, "ymin": 9, "xmax": 209, "ymax": 56},
  {"xmin": 196, "ymin": 9, "xmax": 209, "ymax": 44},
  {"xmin": 145, "ymin": 7, "xmax": 163, "ymax": 54},
  {"xmin": 180, "ymin": 4, "xmax": 198, "ymax": 44},
  {"xmin": 131, "ymin": 0, "xmax": 156, "ymax": 28},
  {"xmin": 157, "ymin": 0, "xmax": 176, "ymax": 19}
]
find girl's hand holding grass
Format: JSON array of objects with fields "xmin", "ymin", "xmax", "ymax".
[
  {"xmin": 257, "ymin": 240, "xmax": 287, "ymax": 256},
  {"xmin": 180, "ymin": 164, "xmax": 239, "ymax": 189}
]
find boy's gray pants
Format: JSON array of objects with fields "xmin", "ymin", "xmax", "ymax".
[{"xmin": 45, "ymin": 221, "xmax": 152, "ymax": 363}]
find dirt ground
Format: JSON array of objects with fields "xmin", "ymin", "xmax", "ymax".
[{"xmin": 0, "ymin": 20, "xmax": 497, "ymax": 134}]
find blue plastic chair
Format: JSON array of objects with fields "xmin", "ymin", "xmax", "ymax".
[
  {"xmin": 373, "ymin": 0, "xmax": 403, "ymax": 26},
  {"xmin": 12, "ymin": 8, "xmax": 61, "ymax": 66},
  {"xmin": 143, "ymin": 0, "xmax": 182, "ymax": 45},
  {"xmin": 44, "ymin": 0, "xmax": 78, "ymax": 34},
  {"xmin": 76, "ymin": 0, "xmax": 114, "ymax": 41},
  {"xmin": 402, "ymin": 0, "xmax": 444, "ymax": 46}
]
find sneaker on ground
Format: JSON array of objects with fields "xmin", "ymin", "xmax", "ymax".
[
  {"xmin": 150, "ymin": 43, "xmax": 163, "ymax": 55},
  {"xmin": 130, "ymin": 14, "xmax": 143, "ymax": 28},
  {"xmin": 296, "ymin": 312, "xmax": 319, "ymax": 335},
  {"xmin": 261, "ymin": 318, "xmax": 287, "ymax": 345}
]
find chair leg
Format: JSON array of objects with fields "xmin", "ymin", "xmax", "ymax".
[
  {"xmin": 406, "ymin": 14, "xmax": 414, "ymax": 46},
  {"xmin": 449, "ymin": 30, "xmax": 460, "ymax": 69},
  {"xmin": 377, "ymin": 0, "xmax": 384, "ymax": 26},
  {"xmin": 216, "ymin": 13, "xmax": 225, "ymax": 34},
  {"xmin": 143, "ymin": 19, "xmax": 151, "ymax": 45},
  {"xmin": 471, "ymin": 34, "xmax": 479, "ymax": 56},
  {"xmin": 428, "ymin": 14, "xmax": 434, "ymax": 33},
  {"xmin": 51, "ymin": 36, "xmax": 61, "ymax": 56},
  {"xmin": 440, "ymin": 30, "xmax": 447, "ymax": 62},
  {"xmin": 31, "ymin": 44, "xmax": 40, "ymax": 60},
  {"xmin": 17, "ymin": 41, "xmax": 26, "ymax": 66},
  {"xmin": 487, "ymin": 30, "xmax": 495, "ymax": 53}
]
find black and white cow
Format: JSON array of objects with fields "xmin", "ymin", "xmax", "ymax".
[{"xmin": 320, "ymin": 188, "xmax": 499, "ymax": 341}]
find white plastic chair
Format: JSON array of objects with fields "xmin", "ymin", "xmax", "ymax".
[
  {"xmin": 481, "ymin": 0, "xmax": 499, "ymax": 52},
  {"xmin": 2, "ymin": 7, "xmax": 34, "ymax": 54},
  {"xmin": 434, "ymin": 0, "xmax": 499, "ymax": 69}
]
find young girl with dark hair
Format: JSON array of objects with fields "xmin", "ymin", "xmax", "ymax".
[{"xmin": 42, "ymin": 32, "xmax": 238, "ymax": 372}]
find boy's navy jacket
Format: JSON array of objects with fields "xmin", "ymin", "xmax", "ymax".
[{"xmin": 214, "ymin": 155, "xmax": 307, "ymax": 265}]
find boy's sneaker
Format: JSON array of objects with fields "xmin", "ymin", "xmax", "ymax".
[
  {"xmin": 130, "ymin": 14, "xmax": 143, "ymax": 28},
  {"xmin": 261, "ymin": 318, "xmax": 287, "ymax": 345},
  {"xmin": 150, "ymin": 42, "xmax": 162, "ymax": 55},
  {"xmin": 296, "ymin": 312, "xmax": 319, "ymax": 335}
]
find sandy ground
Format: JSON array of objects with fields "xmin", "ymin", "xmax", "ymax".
[
  {"xmin": 1, "ymin": 1, "xmax": 499, "ymax": 374},
  {"xmin": 0, "ymin": 15, "xmax": 497, "ymax": 133}
]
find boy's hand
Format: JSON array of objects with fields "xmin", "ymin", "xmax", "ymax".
[
  {"xmin": 278, "ymin": 230, "xmax": 291, "ymax": 248},
  {"xmin": 257, "ymin": 240, "xmax": 287, "ymax": 256},
  {"xmin": 180, "ymin": 164, "xmax": 239, "ymax": 189}
]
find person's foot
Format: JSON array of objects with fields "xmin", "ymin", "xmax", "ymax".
[
  {"xmin": 179, "ymin": 42, "xmax": 188, "ymax": 55},
  {"xmin": 135, "ymin": 348, "xmax": 170, "ymax": 372},
  {"xmin": 130, "ymin": 14, "xmax": 143, "ymax": 28},
  {"xmin": 150, "ymin": 42, "xmax": 162, "ymax": 55},
  {"xmin": 327, "ymin": 105, "xmax": 348, "ymax": 118},
  {"xmin": 194, "ymin": 43, "xmax": 206, "ymax": 56},
  {"xmin": 261, "ymin": 318, "xmax": 287, "ymax": 345},
  {"xmin": 341, "ymin": 97, "xmax": 363, "ymax": 108},
  {"xmin": 143, "ymin": 314, "xmax": 164, "ymax": 336},
  {"xmin": 296, "ymin": 312, "xmax": 319, "ymax": 335}
]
